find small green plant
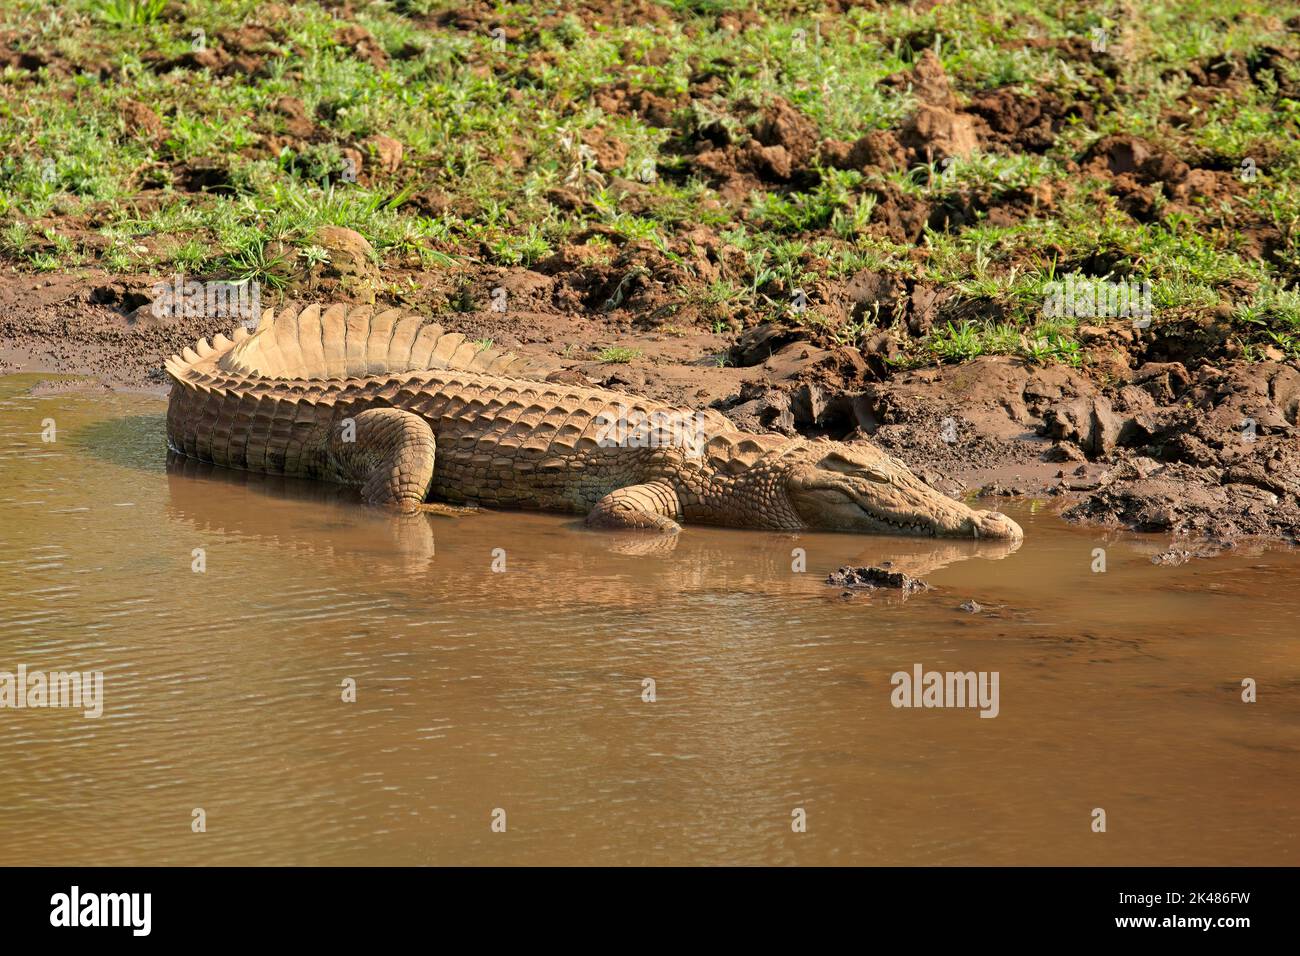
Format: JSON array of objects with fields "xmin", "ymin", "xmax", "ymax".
[
  {"xmin": 1, "ymin": 222, "xmax": 31, "ymax": 255},
  {"xmin": 1023, "ymin": 327, "xmax": 1083, "ymax": 367},
  {"xmin": 830, "ymin": 195, "xmax": 878, "ymax": 240},
  {"xmin": 598, "ymin": 346, "xmax": 641, "ymax": 364},
  {"xmin": 172, "ymin": 239, "xmax": 209, "ymax": 272},
  {"xmin": 928, "ymin": 321, "xmax": 985, "ymax": 363},
  {"xmin": 1259, "ymin": 330, "xmax": 1300, "ymax": 357},
  {"xmin": 488, "ymin": 227, "xmax": 551, "ymax": 267},
  {"xmin": 299, "ymin": 245, "xmax": 331, "ymax": 270},
  {"xmin": 225, "ymin": 239, "xmax": 293, "ymax": 291},
  {"xmin": 92, "ymin": 0, "xmax": 167, "ymax": 26}
]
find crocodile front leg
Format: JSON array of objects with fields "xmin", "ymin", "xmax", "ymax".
[
  {"xmin": 586, "ymin": 481, "xmax": 683, "ymax": 534},
  {"xmin": 328, "ymin": 408, "xmax": 437, "ymax": 514}
]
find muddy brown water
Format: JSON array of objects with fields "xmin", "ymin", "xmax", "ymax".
[{"xmin": 0, "ymin": 373, "xmax": 1297, "ymax": 865}]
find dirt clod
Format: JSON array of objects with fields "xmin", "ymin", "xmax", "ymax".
[{"xmin": 827, "ymin": 565, "xmax": 930, "ymax": 592}]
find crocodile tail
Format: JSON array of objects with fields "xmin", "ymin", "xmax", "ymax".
[{"xmin": 202, "ymin": 302, "xmax": 559, "ymax": 382}]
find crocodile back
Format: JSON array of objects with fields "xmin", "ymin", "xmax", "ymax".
[{"xmin": 217, "ymin": 303, "xmax": 558, "ymax": 382}]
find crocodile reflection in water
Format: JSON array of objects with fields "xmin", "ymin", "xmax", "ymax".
[{"xmin": 165, "ymin": 453, "xmax": 1021, "ymax": 592}]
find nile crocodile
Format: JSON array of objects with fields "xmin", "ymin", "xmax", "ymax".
[{"xmin": 164, "ymin": 302, "xmax": 1022, "ymax": 539}]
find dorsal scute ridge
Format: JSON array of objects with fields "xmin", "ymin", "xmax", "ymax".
[{"xmin": 194, "ymin": 302, "xmax": 559, "ymax": 383}]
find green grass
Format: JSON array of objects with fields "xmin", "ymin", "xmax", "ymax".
[
  {"xmin": 1, "ymin": 0, "xmax": 1299, "ymax": 359},
  {"xmin": 91, "ymin": 0, "xmax": 167, "ymax": 27},
  {"xmin": 598, "ymin": 346, "xmax": 642, "ymax": 363}
]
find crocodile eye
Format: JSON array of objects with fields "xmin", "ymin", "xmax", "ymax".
[
  {"xmin": 820, "ymin": 451, "xmax": 892, "ymax": 483},
  {"xmin": 820, "ymin": 451, "xmax": 866, "ymax": 472}
]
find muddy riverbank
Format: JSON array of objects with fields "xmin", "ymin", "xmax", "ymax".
[
  {"xmin": 3, "ymin": 268, "xmax": 1298, "ymax": 555},
  {"xmin": 6, "ymin": 3, "xmax": 1300, "ymax": 555}
]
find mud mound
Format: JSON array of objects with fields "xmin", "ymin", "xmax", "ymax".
[
  {"xmin": 828, "ymin": 565, "xmax": 929, "ymax": 592},
  {"xmin": 686, "ymin": 95, "xmax": 824, "ymax": 200},
  {"xmin": 715, "ymin": 345, "xmax": 1300, "ymax": 545}
]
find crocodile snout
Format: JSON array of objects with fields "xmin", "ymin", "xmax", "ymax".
[{"xmin": 972, "ymin": 509, "xmax": 1023, "ymax": 540}]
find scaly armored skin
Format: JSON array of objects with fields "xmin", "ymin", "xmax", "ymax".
[{"xmin": 164, "ymin": 302, "xmax": 1023, "ymax": 539}]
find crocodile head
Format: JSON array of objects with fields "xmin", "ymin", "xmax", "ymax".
[{"xmin": 784, "ymin": 441, "xmax": 1023, "ymax": 539}]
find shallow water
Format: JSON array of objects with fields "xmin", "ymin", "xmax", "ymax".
[{"xmin": 0, "ymin": 373, "xmax": 1296, "ymax": 865}]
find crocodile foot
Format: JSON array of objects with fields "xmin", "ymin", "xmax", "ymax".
[
  {"xmin": 329, "ymin": 408, "xmax": 436, "ymax": 514},
  {"xmin": 586, "ymin": 481, "xmax": 683, "ymax": 534}
]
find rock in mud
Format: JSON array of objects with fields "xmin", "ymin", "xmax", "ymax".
[
  {"xmin": 1041, "ymin": 394, "xmax": 1126, "ymax": 457},
  {"xmin": 729, "ymin": 322, "xmax": 799, "ymax": 366},
  {"xmin": 270, "ymin": 95, "xmax": 317, "ymax": 139},
  {"xmin": 1151, "ymin": 547, "xmax": 1192, "ymax": 566},
  {"xmin": 298, "ymin": 227, "xmax": 380, "ymax": 302},
  {"xmin": 900, "ymin": 104, "xmax": 979, "ymax": 161},
  {"xmin": 120, "ymin": 99, "xmax": 167, "ymax": 142},
  {"xmin": 827, "ymin": 565, "xmax": 929, "ymax": 592},
  {"xmin": 910, "ymin": 49, "xmax": 957, "ymax": 108},
  {"xmin": 1058, "ymin": 464, "xmax": 1109, "ymax": 492},
  {"xmin": 1063, "ymin": 470, "xmax": 1300, "ymax": 539},
  {"xmin": 361, "ymin": 134, "xmax": 404, "ymax": 175},
  {"xmin": 897, "ymin": 50, "xmax": 978, "ymax": 161},
  {"xmin": 717, "ymin": 383, "xmax": 796, "ymax": 435},
  {"xmin": 335, "ymin": 25, "xmax": 388, "ymax": 70},
  {"xmin": 823, "ymin": 130, "xmax": 907, "ymax": 172},
  {"xmin": 1044, "ymin": 441, "xmax": 1087, "ymax": 462},
  {"xmin": 859, "ymin": 329, "xmax": 903, "ymax": 378},
  {"xmin": 753, "ymin": 98, "xmax": 820, "ymax": 167}
]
